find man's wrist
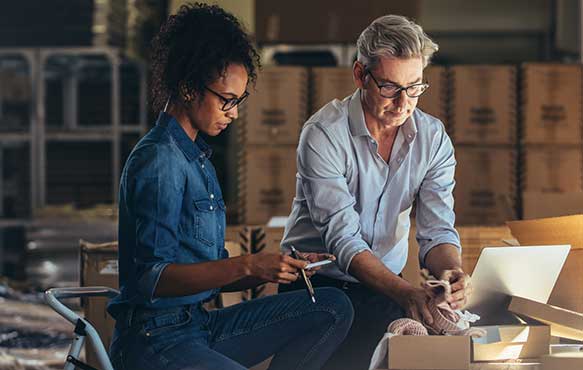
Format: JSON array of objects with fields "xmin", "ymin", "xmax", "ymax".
[{"xmin": 386, "ymin": 277, "xmax": 415, "ymax": 304}]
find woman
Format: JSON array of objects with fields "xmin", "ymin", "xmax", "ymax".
[{"xmin": 107, "ymin": 3, "xmax": 353, "ymax": 370}]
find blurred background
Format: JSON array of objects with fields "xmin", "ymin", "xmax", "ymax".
[{"xmin": 0, "ymin": 0, "xmax": 582, "ymax": 368}]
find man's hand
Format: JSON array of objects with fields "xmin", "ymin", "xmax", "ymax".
[
  {"xmin": 396, "ymin": 286, "xmax": 434, "ymax": 325},
  {"xmin": 297, "ymin": 252, "xmax": 335, "ymax": 277},
  {"xmin": 440, "ymin": 268, "xmax": 472, "ymax": 310}
]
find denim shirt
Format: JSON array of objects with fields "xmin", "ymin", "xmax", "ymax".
[{"xmin": 108, "ymin": 112, "xmax": 228, "ymax": 321}]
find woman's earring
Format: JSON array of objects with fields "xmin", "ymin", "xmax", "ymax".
[{"xmin": 180, "ymin": 85, "xmax": 194, "ymax": 103}]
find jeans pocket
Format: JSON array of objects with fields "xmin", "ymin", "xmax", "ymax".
[{"xmin": 142, "ymin": 308, "xmax": 192, "ymax": 338}]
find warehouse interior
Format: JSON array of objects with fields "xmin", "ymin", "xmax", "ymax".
[{"xmin": 0, "ymin": 1, "xmax": 582, "ymax": 369}]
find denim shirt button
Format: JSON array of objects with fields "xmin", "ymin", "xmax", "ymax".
[
  {"xmin": 210, "ymin": 194, "xmax": 214, "ymax": 199},
  {"xmin": 201, "ymin": 164, "xmax": 205, "ymax": 169},
  {"xmin": 209, "ymin": 206, "xmax": 213, "ymax": 211}
]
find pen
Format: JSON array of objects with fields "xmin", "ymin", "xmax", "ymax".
[{"xmin": 290, "ymin": 245, "xmax": 316, "ymax": 303}]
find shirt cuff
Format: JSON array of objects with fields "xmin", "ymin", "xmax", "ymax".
[
  {"xmin": 137, "ymin": 261, "xmax": 170, "ymax": 304},
  {"xmin": 335, "ymin": 239, "xmax": 371, "ymax": 274},
  {"xmin": 418, "ymin": 236, "xmax": 461, "ymax": 268}
]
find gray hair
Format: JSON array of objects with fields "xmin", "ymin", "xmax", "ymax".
[{"xmin": 357, "ymin": 15, "xmax": 438, "ymax": 68}]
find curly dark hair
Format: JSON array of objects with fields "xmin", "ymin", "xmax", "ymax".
[{"xmin": 150, "ymin": 3, "xmax": 260, "ymax": 112}]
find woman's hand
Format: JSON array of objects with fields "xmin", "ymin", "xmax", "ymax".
[{"xmin": 245, "ymin": 253, "xmax": 308, "ymax": 284}]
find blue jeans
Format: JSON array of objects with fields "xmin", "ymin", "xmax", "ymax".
[
  {"xmin": 110, "ymin": 287, "xmax": 353, "ymax": 370},
  {"xmin": 280, "ymin": 275, "xmax": 406, "ymax": 370}
]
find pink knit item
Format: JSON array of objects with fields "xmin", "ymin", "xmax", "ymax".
[
  {"xmin": 388, "ymin": 279, "xmax": 485, "ymax": 337},
  {"xmin": 388, "ymin": 318, "xmax": 428, "ymax": 336}
]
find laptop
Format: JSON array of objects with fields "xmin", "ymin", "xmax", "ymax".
[{"xmin": 465, "ymin": 245, "xmax": 571, "ymax": 325}]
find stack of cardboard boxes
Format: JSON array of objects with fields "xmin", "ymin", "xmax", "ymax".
[
  {"xmin": 236, "ymin": 66, "xmax": 308, "ymax": 224},
  {"xmin": 310, "ymin": 67, "xmax": 355, "ymax": 114},
  {"xmin": 418, "ymin": 65, "xmax": 448, "ymax": 125},
  {"xmin": 521, "ymin": 63, "xmax": 583, "ymax": 219},
  {"xmin": 450, "ymin": 65, "xmax": 518, "ymax": 225}
]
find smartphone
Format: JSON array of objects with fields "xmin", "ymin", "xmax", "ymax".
[{"xmin": 305, "ymin": 259, "xmax": 334, "ymax": 270}]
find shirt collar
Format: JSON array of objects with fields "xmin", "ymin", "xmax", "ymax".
[
  {"xmin": 348, "ymin": 89, "xmax": 418, "ymax": 143},
  {"xmin": 348, "ymin": 90, "xmax": 370, "ymax": 137},
  {"xmin": 156, "ymin": 112, "xmax": 213, "ymax": 162}
]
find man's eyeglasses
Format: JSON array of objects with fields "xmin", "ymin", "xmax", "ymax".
[
  {"xmin": 205, "ymin": 86, "xmax": 249, "ymax": 111},
  {"xmin": 367, "ymin": 70, "xmax": 429, "ymax": 99}
]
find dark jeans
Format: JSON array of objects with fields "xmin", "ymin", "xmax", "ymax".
[
  {"xmin": 109, "ymin": 287, "xmax": 353, "ymax": 370},
  {"xmin": 279, "ymin": 275, "xmax": 405, "ymax": 370}
]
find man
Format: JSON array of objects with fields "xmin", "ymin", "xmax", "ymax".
[
  {"xmin": 107, "ymin": 4, "xmax": 353, "ymax": 370},
  {"xmin": 280, "ymin": 15, "xmax": 471, "ymax": 370}
]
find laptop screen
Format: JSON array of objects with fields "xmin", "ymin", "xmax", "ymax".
[{"xmin": 465, "ymin": 245, "xmax": 570, "ymax": 325}]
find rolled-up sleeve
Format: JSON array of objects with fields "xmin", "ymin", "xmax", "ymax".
[
  {"xmin": 416, "ymin": 130, "xmax": 461, "ymax": 266},
  {"xmin": 129, "ymin": 148, "xmax": 184, "ymax": 304},
  {"xmin": 298, "ymin": 124, "xmax": 370, "ymax": 273}
]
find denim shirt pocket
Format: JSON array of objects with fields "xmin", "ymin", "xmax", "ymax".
[{"xmin": 193, "ymin": 198, "xmax": 221, "ymax": 247}]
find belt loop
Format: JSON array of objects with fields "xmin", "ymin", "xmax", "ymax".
[{"xmin": 126, "ymin": 306, "xmax": 135, "ymax": 328}]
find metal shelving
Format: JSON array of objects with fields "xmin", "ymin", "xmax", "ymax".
[
  {"xmin": 0, "ymin": 49, "xmax": 36, "ymax": 219},
  {"xmin": 0, "ymin": 47, "xmax": 148, "ymax": 219}
]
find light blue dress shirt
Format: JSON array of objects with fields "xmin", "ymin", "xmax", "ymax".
[{"xmin": 281, "ymin": 89, "xmax": 461, "ymax": 282}]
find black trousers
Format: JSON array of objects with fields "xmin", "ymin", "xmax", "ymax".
[{"xmin": 279, "ymin": 274, "xmax": 405, "ymax": 370}]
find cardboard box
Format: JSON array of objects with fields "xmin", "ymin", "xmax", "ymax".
[
  {"xmin": 80, "ymin": 240, "xmax": 118, "ymax": 369},
  {"xmin": 255, "ymin": 0, "xmax": 420, "ymax": 43},
  {"xmin": 509, "ymin": 296, "xmax": 583, "ymax": 341},
  {"xmin": 541, "ymin": 352, "xmax": 583, "ymax": 370},
  {"xmin": 456, "ymin": 226, "xmax": 517, "ymax": 274},
  {"xmin": 507, "ymin": 215, "xmax": 583, "ymax": 313},
  {"xmin": 522, "ymin": 192, "xmax": 583, "ymax": 219},
  {"xmin": 388, "ymin": 335, "xmax": 471, "ymax": 369},
  {"xmin": 237, "ymin": 146, "xmax": 297, "ymax": 224},
  {"xmin": 472, "ymin": 325, "xmax": 550, "ymax": 361},
  {"xmin": 377, "ymin": 362, "xmax": 543, "ymax": 370},
  {"xmin": 454, "ymin": 146, "xmax": 517, "ymax": 225},
  {"xmin": 385, "ymin": 320, "xmax": 551, "ymax": 368},
  {"xmin": 470, "ymin": 363, "xmax": 541, "ymax": 370},
  {"xmin": 523, "ymin": 145, "xmax": 583, "ymax": 193},
  {"xmin": 450, "ymin": 66, "xmax": 516, "ymax": 145},
  {"xmin": 310, "ymin": 67, "xmax": 355, "ymax": 114},
  {"xmin": 522, "ymin": 63, "xmax": 582, "ymax": 145},
  {"xmin": 418, "ymin": 65, "xmax": 448, "ymax": 125},
  {"xmin": 241, "ymin": 67, "xmax": 308, "ymax": 145}
]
